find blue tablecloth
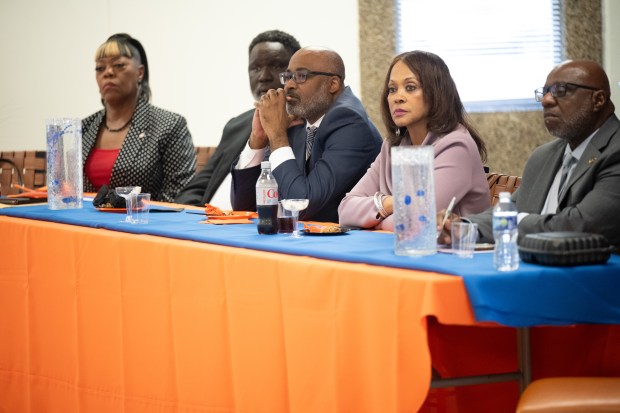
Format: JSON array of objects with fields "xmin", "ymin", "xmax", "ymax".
[{"xmin": 2, "ymin": 203, "xmax": 619, "ymax": 327}]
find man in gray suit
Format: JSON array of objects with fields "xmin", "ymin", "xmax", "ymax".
[
  {"xmin": 439, "ymin": 59, "xmax": 620, "ymax": 249},
  {"xmin": 175, "ymin": 30, "xmax": 301, "ymax": 207}
]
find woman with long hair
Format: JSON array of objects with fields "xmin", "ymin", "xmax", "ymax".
[{"xmin": 339, "ymin": 50, "xmax": 490, "ymax": 230}]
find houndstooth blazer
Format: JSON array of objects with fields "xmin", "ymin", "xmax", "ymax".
[{"xmin": 82, "ymin": 99, "xmax": 196, "ymax": 202}]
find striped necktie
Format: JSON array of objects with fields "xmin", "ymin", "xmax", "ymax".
[
  {"xmin": 306, "ymin": 126, "xmax": 317, "ymax": 161},
  {"xmin": 557, "ymin": 152, "xmax": 576, "ymax": 201}
]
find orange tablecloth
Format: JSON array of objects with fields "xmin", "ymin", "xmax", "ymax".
[{"xmin": 0, "ymin": 215, "xmax": 477, "ymax": 412}]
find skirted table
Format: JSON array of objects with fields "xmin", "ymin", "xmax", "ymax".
[{"xmin": 1, "ymin": 203, "xmax": 619, "ymax": 412}]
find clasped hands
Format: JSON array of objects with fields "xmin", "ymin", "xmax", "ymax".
[{"xmin": 249, "ymin": 88, "xmax": 303, "ymax": 151}]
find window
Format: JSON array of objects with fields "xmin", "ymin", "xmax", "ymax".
[{"xmin": 395, "ymin": 0, "xmax": 563, "ymax": 112}]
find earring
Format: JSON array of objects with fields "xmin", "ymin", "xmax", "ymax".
[{"xmin": 395, "ymin": 127, "xmax": 400, "ymax": 137}]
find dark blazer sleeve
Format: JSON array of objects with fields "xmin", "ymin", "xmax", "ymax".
[
  {"xmin": 231, "ymin": 164, "xmax": 262, "ymax": 211},
  {"xmin": 175, "ymin": 109, "xmax": 254, "ymax": 206}
]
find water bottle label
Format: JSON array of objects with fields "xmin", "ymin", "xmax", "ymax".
[
  {"xmin": 493, "ymin": 214, "xmax": 517, "ymax": 231},
  {"xmin": 256, "ymin": 187, "xmax": 278, "ymax": 205}
]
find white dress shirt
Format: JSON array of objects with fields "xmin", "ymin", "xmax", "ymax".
[
  {"xmin": 539, "ymin": 131, "xmax": 596, "ymax": 215},
  {"xmin": 235, "ymin": 116, "xmax": 325, "ymax": 172}
]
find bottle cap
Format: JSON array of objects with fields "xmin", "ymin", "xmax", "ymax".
[
  {"xmin": 261, "ymin": 161, "xmax": 271, "ymax": 169},
  {"xmin": 499, "ymin": 191, "xmax": 511, "ymax": 198}
]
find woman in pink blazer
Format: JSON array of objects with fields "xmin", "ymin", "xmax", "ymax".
[{"xmin": 338, "ymin": 51, "xmax": 490, "ymax": 230}]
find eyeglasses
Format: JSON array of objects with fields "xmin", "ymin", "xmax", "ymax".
[
  {"xmin": 534, "ymin": 82, "xmax": 599, "ymax": 102},
  {"xmin": 279, "ymin": 70, "xmax": 342, "ymax": 85}
]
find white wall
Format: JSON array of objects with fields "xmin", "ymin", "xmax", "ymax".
[
  {"xmin": 0, "ymin": 0, "xmax": 359, "ymax": 151},
  {"xmin": 3, "ymin": 1, "xmax": 618, "ymax": 153},
  {"xmin": 603, "ymin": 0, "xmax": 620, "ymax": 117}
]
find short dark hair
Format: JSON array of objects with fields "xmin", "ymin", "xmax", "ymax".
[
  {"xmin": 248, "ymin": 30, "xmax": 301, "ymax": 55},
  {"xmin": 380, "ymin": 50, "xmax": 486, "ymax": 162},
  {"xmin": 96, "ymin": 33, "xmax": 151, "ymax": 102}
]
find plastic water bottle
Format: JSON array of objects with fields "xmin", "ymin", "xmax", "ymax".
[
  {"xmin": 255, "ymin": 161, "xmax": 279, "ymax": 234},
  {"xmin": 493, "ymin": 191, "xmax": 519, "ymax": 271}
]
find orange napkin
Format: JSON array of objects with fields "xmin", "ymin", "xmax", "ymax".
[
  {"xmin": 200, "ymin": 218, "xmax": 254, "ymax": 225},
  {"xmin": 199, "ymin": 210, "xmax": 257, "ymax": 224}
]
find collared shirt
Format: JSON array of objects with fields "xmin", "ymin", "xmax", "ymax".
[
  {"xmin": 538, "ymin": 131, "xmax": 596, "ymax": 215},
  {"xmin": 235, "ymin": 115, "xmax": 325, "ymax": 171},
  {"xmin": 269, "ymin": 116, "xmax": 325, "ymax": 171}
]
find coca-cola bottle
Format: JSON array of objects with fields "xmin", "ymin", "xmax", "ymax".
[{"xmin": 255, "ymin": 161, "xmax": 279, "ymax": 234}]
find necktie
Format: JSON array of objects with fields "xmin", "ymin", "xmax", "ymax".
[
  {"xmin": 306, "ymin": 126, "xmax": 317, "ymax": 161},
  {"xmin": 557, "ymin": 153, "xmax": 576, "ymax": 201}
]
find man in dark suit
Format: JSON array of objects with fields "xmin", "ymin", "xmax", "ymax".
[
  {"xmin": 231, "ymin": 47, "xmax": 383, "ymax": 222},
  {"xmin": 439, "ymin": 59, "xmax": 620, "ymax": 249},
  {"xmin": 174, "ymin": 30, "xmax": 301, "ymax": 207}
]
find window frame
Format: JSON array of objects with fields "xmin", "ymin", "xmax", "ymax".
[{"xmin": 394, "ymin": 0, "xmax": 564, "ymax": 113}]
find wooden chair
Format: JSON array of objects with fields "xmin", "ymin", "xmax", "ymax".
[
  {"xmin": 516, "ymin": 377, "xmax": 620, "ymax": 413},
  {"xmin": 194, "ymin": 146, "xmax": 217, "ymax": 174},
  {"xmin": 0, "ymin": 151, "xmax": 46, "ymax": 196},
  {"xmin": 0, "ymin": 158, "xmax": 23, "ymax": 196},
  {"xmin": 487, "ymin": 172, "xmax": 522, "ymax": 205}
]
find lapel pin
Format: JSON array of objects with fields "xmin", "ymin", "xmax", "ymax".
[
  {"xmin": 588, "ymin": 157, "xmax": 597, "ymax": 165},
  {"xmin": 139, "ymin": 132, "xmax": 146, "ymax": 139}
]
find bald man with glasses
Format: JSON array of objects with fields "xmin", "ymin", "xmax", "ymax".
[
  {"xmin": 231, "ymin": 46, "xmax": 382, "ymax": 222},
  {"xmin": 439, "ymin": 59, "xmax": 620, "ymax": 251}
]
